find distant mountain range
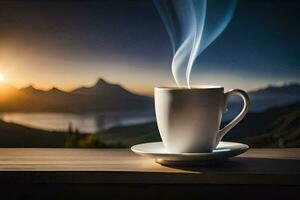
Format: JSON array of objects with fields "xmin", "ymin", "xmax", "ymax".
[
  {"xmin": 243, "ymin": 83, "xmax": 300, "ymax": 111},
  {"xmin": 224, "ymin": 83, "xmax": 300, "ymax": 120},
  {"xmin": 0, "ymin": 79, "xmax": 299, "ymax": 114},
  {"xmin": 0, "ymin": 78, "xmax": 153, "ymax": 113}
]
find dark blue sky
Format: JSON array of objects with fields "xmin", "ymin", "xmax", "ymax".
[{"xmin": 0, "ymin": 0, "xmax": 299, "ymax": 95}]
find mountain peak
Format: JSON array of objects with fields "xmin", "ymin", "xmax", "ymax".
[
  {"xmin": 22, "ymin": 85, "xmax": 35, "ymax": 90},
  {"xmin": 20, "ymin": 85, "xmax": 40, "ymax": 93},
  {"xmin": 48, "ymin": 87, "xmax": 64, "ymax": 93},
  {"xmin": 72, "ymin": 78, "xmax": 135, "ymax": 97},
  {"xmin": 95, "ymin": 78, "xmax": 109, "ymax": 87},
  {"xmin": 251, "ymin": 82, "xmax": 300, "ymax": 94}
]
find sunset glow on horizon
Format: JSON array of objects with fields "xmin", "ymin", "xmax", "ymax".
[
  {"xmin": 0, "ymin": 1, "xmax": 298, "ymax": 96},
  {"xmin": 0, "ymin": 73, "xmax": 5, "ymax": 83}
]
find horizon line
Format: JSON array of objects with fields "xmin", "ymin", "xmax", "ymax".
[{"xmin": 1, "ymin": 78, "xmax": 299, "ymax": 96}]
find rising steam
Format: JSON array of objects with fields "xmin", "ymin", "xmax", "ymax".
[{"xmin": 154, "ymin": 0, "xmax": 237, "ymax": 88}]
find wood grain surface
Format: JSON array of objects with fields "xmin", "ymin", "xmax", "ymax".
[{"xmin": 0, "ymin": 148, "xmax": 299, "ymax": 185}]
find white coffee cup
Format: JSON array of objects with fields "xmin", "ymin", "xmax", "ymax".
[{"xmin": 154, "ymin": 86, "xmax": 250, "ymax": 153}]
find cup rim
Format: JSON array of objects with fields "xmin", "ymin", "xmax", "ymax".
[{"xmin": 155, "ymin": 85, "xmax": 224, "ymax": 90}]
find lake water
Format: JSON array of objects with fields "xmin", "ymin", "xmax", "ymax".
[{"xmin": 0, "ymin": 112, "xmax": 155, "ymax": 133}]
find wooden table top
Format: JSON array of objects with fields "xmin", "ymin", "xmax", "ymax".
[{"xmin": 0, "ymin": 148, "xmax": 299, "ymax": 185}]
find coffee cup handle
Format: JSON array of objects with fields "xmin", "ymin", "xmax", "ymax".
[{"xmin": 216, "ymin": 89, "xmax": 250, "ymax": 143}]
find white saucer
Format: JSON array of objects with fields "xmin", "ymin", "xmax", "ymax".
[{"xmin": 131, "ymin": 141, "xmax": 249, "ymax": 166}]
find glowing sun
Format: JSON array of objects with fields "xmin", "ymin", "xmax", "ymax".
[{"xmin": 0, "ymin": 73, "xmax": 5, "ymax": 82}]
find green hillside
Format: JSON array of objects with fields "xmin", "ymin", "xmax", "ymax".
[
  {"xmin": 235, "ymin": 104, "xmax": 300, "ymax": 148},
  {"xmin": 0, "ymin": 120, "xmax": 66, "ymax": 147}
]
